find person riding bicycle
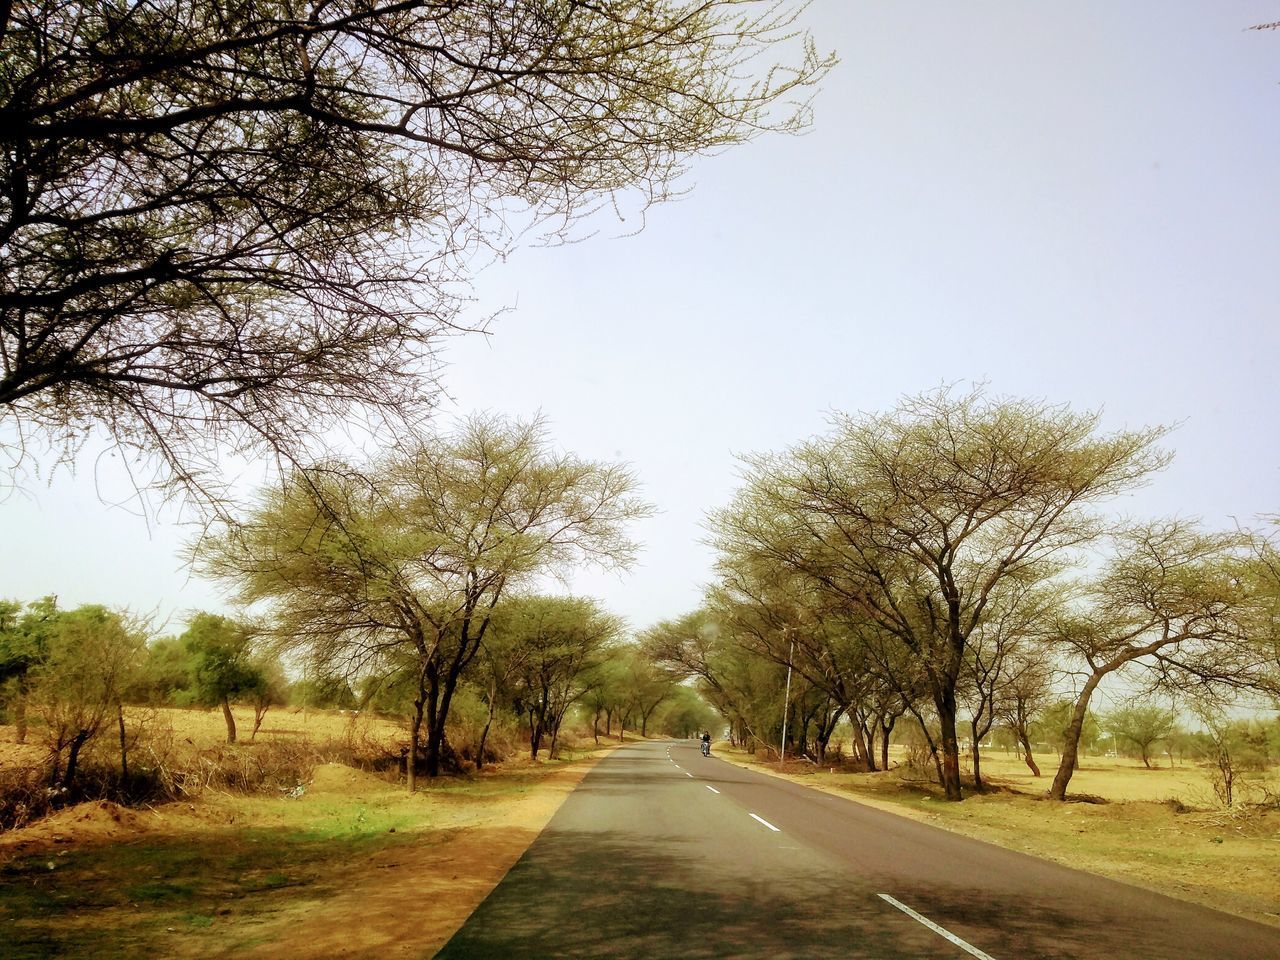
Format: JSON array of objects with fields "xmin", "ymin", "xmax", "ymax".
[{"xmin": 700, "ymin": 731, "xmax": 711, "ymax": 756}]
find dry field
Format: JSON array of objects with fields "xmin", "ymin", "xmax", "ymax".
[{"xmin": 0, "ymin": 707, "xmax": 613, "ymax": 959}]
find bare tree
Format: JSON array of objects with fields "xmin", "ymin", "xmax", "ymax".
[{"xmin": 1, "ymin": 1, "xmax": 833, "ymax": 496}]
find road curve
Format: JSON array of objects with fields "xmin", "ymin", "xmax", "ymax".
[{"xmin": 435, "ymin": 740, "xmax": 1278, "ymax": 959}]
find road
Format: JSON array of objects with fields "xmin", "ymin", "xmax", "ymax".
[{"xmin": 435, "ymin": 740, "xmax": 1278, "ymax": 959}]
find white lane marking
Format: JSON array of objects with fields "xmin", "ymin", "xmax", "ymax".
[
  {"xmin": 877, "ymin": 894, "xmax": 998, "ymax": 960},
  {"xmin": 749, "ymin": 813, "xmax": 780, "ymax": 832},
  {"xmin": 685, "ymin": 772, "xmax": 693, "ymax": 778},
  {"xmin": 705, "ymin": 786, "xmax": 720, "ymax": 794}
]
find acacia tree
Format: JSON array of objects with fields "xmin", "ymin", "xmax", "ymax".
[
  {"xmin": 710, "ymin": 388, "xmax": 1170, "ymax": 800},
  {"xmin": 1104, "ymin": 702, "xmax": 1178, "ymax": 769},
  {"xmin": 994, "ymin": 650, "xmax": 1054, "ymax": 776},
  {"xmin": 1048, "ymin": 522, "xmax": 1263, "ymax": 800},
  {"xmin": 200, "ymin": 414, "xmax": 648, "ymax": 787},
  {"xmin": 958, "ymin": 579, "xmax": 1057, "ymax": 789},
  {"xmin": 181, "ymin": 612, "xmax": 266, "ymax": 744},
  {"xmin": 0, "ymin": 596, "xmax": 58, "ymax": 743},
  {"xmin": 499, "ymin": 596, "xmax": 620, "ymax": 760},
  {"xmin": 27, "ymin": 604, "xmax": 145, "ymax": 788},
  {"xmin": 1, "ymin": 1, "xmax": 832, "ymax": 496}
]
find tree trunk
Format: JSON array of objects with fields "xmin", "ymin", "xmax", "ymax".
[
  {"xmin": 252, "ymin": 703, "xmax": 267, "ymax": 740},
  {"xmin": 1019, "ymin": 729, "xmax": 1041, "ymax": 776},
  {"xmin": 879, "ymin": 714, "xmax": 896, "ymax": 771},
  {"xmin": 221, "ymin": 696, "xmax": 237, "ymax": 744},
  {"xmin": 476, "ymin": 681, "xmax": 498, "ymax": 771},
  {"xmin": 407, "ymin": 697, "xmax": 425, "ymax": 793},
  {"xmin": 63, "ymin": 731, "xmax": 89, "ymax": 789},
  {"xmin": 118, "ymin": 703, "xmax": 129, "ymax": 782},
  {"xmin": 970, "ymin": 717, "xmax": 984, "ymax": 790},
  {"xmin": 1049, "ymin": 673, "xmax": 1104, "ymax": 801},
  {"xmin": 936, "ymin": 689, "xmax": 963, "ymax": 801}
]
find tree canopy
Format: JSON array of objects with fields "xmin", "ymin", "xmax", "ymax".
[{"xmin": 1, "ymin": 0, "xmax": 832, "ymax": 496}]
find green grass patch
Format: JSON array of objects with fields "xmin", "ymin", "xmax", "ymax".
[{"xmin": 0, "ymin": 808, "xmax": 418, "ymax": 960}]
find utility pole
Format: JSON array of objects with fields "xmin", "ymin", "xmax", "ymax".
[{"xmin": 779, "ymin": 632, "xmax": 794, "ymax": 765}]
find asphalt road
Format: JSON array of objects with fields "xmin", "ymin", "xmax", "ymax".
[{"xmin": 435, "ymin": 740, "xmax": 1278, "ymax": 959}]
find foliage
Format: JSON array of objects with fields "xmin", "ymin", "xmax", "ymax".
[
  {"xmin": 708, "ymin": 386, "xmax": 1170, "ymax": 798},
  {"xmin": 198, "ymin": 414, "xmax": 649, "ymax": 784},
  {"xmin": 1, "ymin": 0, "xmax": 832, "ymax": 498},
  {"xmin": 179, "ymin": 612, "xmax": 268, "ymax": 744},
  {"xmin": 26, "ymin": 603, "xmax": 146, "ymax": 787},
  {"xmin": 1103, "ymin": 702, "xmax": 1178, "ymax": 768}
]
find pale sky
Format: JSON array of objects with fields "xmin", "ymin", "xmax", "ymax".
[{"xmin": 2, "ymin": 1, "xmax": 1278, "ymax": 636}]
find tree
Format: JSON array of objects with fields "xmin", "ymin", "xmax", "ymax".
[
  {"xmin": 958, "ymin": 580, "xmax": 1056, "ymax": 789},
  {"xmin": 128, "ymin": 635, "xmax": 198, "ymax": 705},
  {"xmin": 1, "ymin": 1, "xmax": 832, "ymax": 497},
  {"xmin": 0, "ymin": 596, "xmax": 58, "ymax": 743},
  {"xmin": 710, "ymin": 387, "xmax": 1170, "ymax": 800},
  {"xmin": 181, "ymin": 612, "xmax": 265, "ymax": 744},
  {"xmin": 200, "ymin": 414, "xmax": 648, "ymax": 787},
  {"xmin": 1048, "ymin": 522, "xmax": 1261, "ymax": 800},
  {"xmin": 497, "ymin": 596, "xmax": 620, "ymax": 759},
  {"xmin": 26, "ymin": 604, "xmax": 145, "ymax": 788},
  {"xmin": 1104, "ymin": 702, "xmax": 1177, "ymax": 769},
  {"xmin": 246, "ymin": 654, "xmax": 289, "ymax": 740},
  {"xmin": 995, "ymin": 651, "xmax": 1054, "ymax": 776},
  {"xmin": 618, "ymin": 649, "xmax": 676, "ymax": 740}
]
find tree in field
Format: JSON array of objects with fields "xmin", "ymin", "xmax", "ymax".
[
  {"xmin": 994, "ymin": 651, "xmax": 1054, "ymax": 776},
  {"xmin": 27, "ymin": 604, "xmax": 145, "ymax": 788},
  {"xmin": 1104, "ymin": 702, "xmax": 1178, "ymax": 769},
  {"xmin": 181, "ymin": 612, "xmax": 266, "ymax": 745},
  {"xmin": 581, "ymin": 656, "xmax": 630, "ymax": 744},
  {"xmin": 1, "ymin": 1, "xmax": 832, "ymax": 497},
  {"xmin": 1047, "ymin": 522, "xmax": 1264, "ymax": 799},
  {"xmin": 498, "ymin": 596, "xmax": 620, "ymax": 760},
  {"xmin": 958, "ymin": 580, "xmax": 1057, "ymax": 789},
  {"xmin": 246, "ymin": 654, "xmax": 289, "ymax": 740},
  {"xmin": 0, "ymin": 596, "xmax": 59, "ymax": 743},
  {"xmin": 199, "ymin": 414, "xmax": 648, "ymax": 787},
  {"xmin": 710, "ymin": 387, "xmax": 1170, "ymax": 800}
]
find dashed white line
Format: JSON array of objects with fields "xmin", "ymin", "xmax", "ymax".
[
  {"xmin": 705, "ymin": 786, "xmax": 720, "ymax": 794},
  {"xmin": 877, "ymin": 894, "xmax": 997, "ymax": 960},
  {"xmin": 748, "ymin": 813, "xmax": 780, "ymax": 832},
  {"xmin": 685, "ymin": 772, "xmax": 693, "ymax": 778}
]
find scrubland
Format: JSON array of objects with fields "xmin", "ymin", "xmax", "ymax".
[{"xmin": 0, "ymin": 706, "xmax": 608, "ymax": 959}]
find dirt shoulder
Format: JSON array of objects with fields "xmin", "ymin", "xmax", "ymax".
[
  {"xmin": 716, "ymin": 748, "xmax": 1280, "ymax": 929},
  {"xmin": 0, "ymin": 749, "xmax": 613, "ymax": 960}
]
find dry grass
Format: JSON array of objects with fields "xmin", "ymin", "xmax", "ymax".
[{"xmin": 0, "ymin": 708, "xmax": 615, "ymax": 960}]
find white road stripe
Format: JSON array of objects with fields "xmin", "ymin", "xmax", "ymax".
[
  {"xmin": 706, "ymin": 786, "xmax": 720, "ymax": 794},
  {"xmin": 876, "ymin": 894, "xmax": 998, "ymax": 960},
  {"xmin": 749, "ymin": 813, "xmax": 780, "ymax": 832},
  {"xmin": 685, "ymin": 772, "xmax": 693, "ymax": 778}
]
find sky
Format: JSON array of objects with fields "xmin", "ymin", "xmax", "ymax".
[{"xmin": 2, "ymin": 1, "xmax": 1278, "ymax": 636}]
